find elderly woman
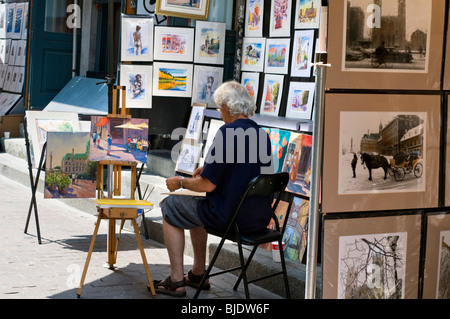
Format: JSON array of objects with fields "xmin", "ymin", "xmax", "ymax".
[{"xmin": 154, "ymin": 80, "xmax": 273, "ymax": 297}]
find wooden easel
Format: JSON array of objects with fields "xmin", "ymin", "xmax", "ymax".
[{"xmin": 77, "ymin": 86, "xmax": 155, "ymax": 298}]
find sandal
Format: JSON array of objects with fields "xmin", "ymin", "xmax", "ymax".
[
  {"xmin": 184, "ymin": 270, "xmax": 211, "ymax": 290},
  {"xmin": 153, "ymin": 276, "xmax": 186, "ymax": 297}
]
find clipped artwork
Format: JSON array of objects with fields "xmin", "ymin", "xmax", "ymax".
[
  {"xmin": 264, "ymin": 127, "xmax": 292, "ymax": 173},
  {"xmin": 241, "ymin": 37, "xmax": 266, "ymax": 72},
  {"xmin": 264, "ymin": 38, "xmax": 291, "ymax": 74},
  {"xmin": 282, "ymin": 196, "xmax": 309, "ymax": 263},
  {"xmin": 45, "ymin": 132, "xmax": 96, "ymax": 199},
  {"xmin": 285, "ymin": 81, "xmax": 315, "ymax": 120},
  {"xmin": 294, "ymin": 0, "xmax": 321, "ymax": 29},
  {"xmin": 269, "ymin": 0, "xmax": 292, "ymax": 37},
  {"xmin": 291, "ymin": 29, "xmax": 315, "ymax": 77},
  {"xmin": 282, "ymin": 133, "xmax": 313, "ymax": 197},
  {"xmin": 194, "ymin": 21, "xmax": 226, "ymax": 65},
  {"xmin": 89, "ymin": 116, "xmax": 149, "ymax": 164}
]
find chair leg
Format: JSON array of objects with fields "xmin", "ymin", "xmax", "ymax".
[
  {"xmin": 233, "ymin": 245, "xmax": 258, "ymax": 291},
  {"xmin": 193, "ymin": 236, "xmax": 227, "ymax": 299},
  {"xmin": 236, "ymin": 240, "xmax": 250, "ymax": 299},
  {"xmin": 278, "ymin": 239, "xmax": 291, "ymax": 299}
]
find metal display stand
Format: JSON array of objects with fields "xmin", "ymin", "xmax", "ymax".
[
  {"xmin": 305, "ymin": 52, "xmax": 330, "ymax": 299},
  {"xmin": 23, "ymin": 117, "xmax": 46, "ymax": 244}
]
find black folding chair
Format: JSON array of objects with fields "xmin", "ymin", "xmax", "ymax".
[{"xmin": 193, "ymin": 172, "xmax": 291, "ymax": 299}]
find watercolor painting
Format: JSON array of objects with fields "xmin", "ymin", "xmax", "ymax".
[
  {"xmin": 241, "ymin": 37, "xmax": 266, "ymax": 72},
  {"xmin": 121, "ymin": 16, "xmax": 153, "ymax": 62},
  {"xmin": 245, "ymin": 0, "xmax": 264, "ymax": 37},
  {"xmin": 89, "ymin": 116, "xmax": 149, "ymax": 164},
  {"xmin": 260, "ymin": 74, "xmax": 284, "ymax": 116},
  {"xmin": 153, "ymin": 62, "xmax": 193, "ymax": 97},
  {"xmin": 45, "ymin": 132, "xmax": 96, "ymax": 199},
  {"xmin": 269, "ymin": 0, "xmax": 292, "ymax": 37},
  {"xmin": 291, "ymin": 29, "xmax": 315, "ymax": 77}
]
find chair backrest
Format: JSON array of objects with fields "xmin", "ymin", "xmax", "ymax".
[
  {"xmin": 226, "ymin": 172, "xmax": 289, "ymax": 233},
  {"xmin": 244, "ymin": 172, "xmax": 289, "ymax": 198}
]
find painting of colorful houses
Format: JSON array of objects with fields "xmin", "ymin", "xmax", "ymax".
[
  {"xmin": 89, "ymin": 116, "xmax": 149, "ymax": 164},
  {"xmin": 44, "ymin": 132, "xmax": 97, "ymax": 199}
]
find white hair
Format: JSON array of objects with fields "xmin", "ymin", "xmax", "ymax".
[{"xmin": 213, "ymin": 80, "xmax": 256, "ymax": 117}]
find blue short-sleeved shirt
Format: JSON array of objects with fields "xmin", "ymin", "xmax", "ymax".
[{"xmin": 196, "ymin": 118, "xmax": 274, "ymax": 234}]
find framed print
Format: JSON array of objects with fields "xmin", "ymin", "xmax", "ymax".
[
  {"xmin": 264, "ymin": 38, "xmax": 290, "ymax": 74},
  {"xmin": 259, "ymin": 74, "xmax": 284, "ymax": 117},
  {"xmin": 244, "ymin": 0, "xmax": 264, "ymax": 37},
  {"xmin": 44, "ymin": 132, "xmax": 96, "ymax": 199},
  {"xmin": 8, "ymin": 40, "xmax": 17, "ymax": 65},
  {"xmin": 423, "ymin": 213, "xmax": 450, "ymax": 299},
  {"xmin": 120, "ymin": 15, "xmax": 154, "ymax": 62},
  {"xmin": 241, "ymin": 72, "xmax": 260, "ymax": 101},
  {"xmin": 241, "ymin": 37, "xmax": 266, "ymax": 72},
  {"xmin": 120, "ymin": 64, "xmax": 153, "ymax": 109},
  {"xmin": 446, "ymin": 97, "xmax": 450, "ymax": 206},
  {"xmin": 201, "ymin": 118, "xmax": 224, "ymax": 164},
  {"xmin": 322, "ymin": 93, "xmax": 440, "ymax": 213},
  {"xmin": 152, "ymin": 62, "xmax": 193, "ymax": 97},
  {"xmin": 5, "ymin": 3, "xmax": 15, "ymax": 39},
  {"xmin": 194, "ymin": 21, "xmax": 226, "ymax": 65},
  {"xmin": 175, "ymin": 140, "xmax": 203, "ymax": 175},
  {"xmin": 155, "ymin": 0, "xmax": 210, "ymax": 21},
  {"xmin": 285, "ymin": 81, "xmax": 315, "ymax": 120},
  {"xmin": 291, "ymin": 30, "xmax": 315, "ymax": 77},
  {"xmin": 323, "ymin": 214, "xmax": 422, "ymax": 299},
  {"xmin": 14, "ymin": 66, "xmax": 25, "ymax": 93},
  {"xmin": 184, "ymin": 104, "xmax": 205, "ymax": 142},
  {"xmin": 25, "ymin": 111, "xmax": 80, "ymax": 168},
  {"xmin": 294, "ymin": 0, "xmax": 321, "ymax": 29},
  {"xmin": 269, "ymin": 0, "xmax": 292, "ymax": 37},
  {"xmin": 153, "ymin": 26, "xmax": 194, "ymax": 62},
  {"xmin": 326, "ymin": 0, "xmax": 445, "ymax": 90},
  {"xmin": 192, "ymin": 65, "xmax": 223, "ymax": 106},
  {"xmin": 89, "ymin": 116, "xmax": 149, "ymax": 164}
]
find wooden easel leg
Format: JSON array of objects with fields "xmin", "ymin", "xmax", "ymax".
[
  {"xmin": 132, "ymin": 219, "xmax": 155, "ymax": 297},
  {"xmin": 114, "ymin": 219, "xmax": 126, "ymax": 262},
  {"xmin": 107, "ymin": 219, "xmax": 116, "ymax": 269},
  {"xmin": 77, "ymin": 215, "xmax": 102, "ymax": 298}
]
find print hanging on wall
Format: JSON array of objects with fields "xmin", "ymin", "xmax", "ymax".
[
  {"xmin": 322, "ymin": 93, "xmax": 440, "ymax": 213},
  {"xmin": 240, "ymin": 72, "xmax": 260, "ymax": 102},
  {"xmin": 156, "ymin": 0, "xmax": 210, "ymax": 20},
  {"xmin": 259, "ymin": 74, "xmax": 284, "ymax": 117},
  {"xmin": 291, "ymin": 29, "xmax": 315, "ymax": 77},
  {"xmin": 269, "ymin": 0, "xmax": 292, "ymax": 37},
  {"xmin": 194, "ymin": 21, "xmax": 226, "ymax": 65},
  {"xmin": 326, "ymin": 0, "xmax": 445, "ymax": 90},
  {"xmin": 422, "ymin": 213, "xmax": 450, "ymax": 299},
  {"xmin": 192, "ymin": 65, "xmax": 223, "ymax": 107},
  {"xmin": 153, "ymin": 26, "xmax": 194, "ymax": 62},
  {"xmin": 153, "ymin": 62, "xmax": 193, "ymax": 97},
  {"xmin": 322, "ymin": 214, "xmax": 422, "ymax": 299},
  {"xmin": 285, "ymin": 81, "xmax": 315, "ymax": 120},
  {"xmin": 120, "ymin": 64, "xmax": 153, "ymax": 108},
  {"xmin": 294, "ymin": 0, "xmax": 321, "ymax": 29},
  {"xmin": 120, "ymin": 15, "xmax": 154, "ymax": 62},
  {"xmin": 264, "ymin": 38, "xmax": 291, "ymax": 74},
  {"xmin": 241, "ymin": 37, "xmax": 266, "ymax": 72},
  {"xmin": 244, "ymin": 0, "xmax": 264, "ymax": 37}
]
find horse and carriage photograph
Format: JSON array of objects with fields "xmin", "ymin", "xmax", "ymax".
[{"xmin": 338, "ymin": 111, "xmax": 427, "ymax": 195}]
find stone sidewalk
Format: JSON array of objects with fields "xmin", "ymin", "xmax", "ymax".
[{"xmin": 0, "ymin": 174, "xmax": 281, "ymax": 300}]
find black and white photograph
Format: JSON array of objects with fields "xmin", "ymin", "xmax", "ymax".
[
  {"xmin": 338, "ymin": 111, "xmax": 426, "ymax": 195},
  {"xmin": 344, "ymin": 0, "xmax": 430, "ymax": 72},
  {"xmin": 338, "ymin": 231, "xmax": 407, "ymax": 299},
  {"xmin": 437, "ymin": 230, "xmax": 450, "ymax": 299}
]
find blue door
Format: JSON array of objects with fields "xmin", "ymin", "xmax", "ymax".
[{"xmin": 27, "ymin": 0, "xmax": 80, "ymax": 110}]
